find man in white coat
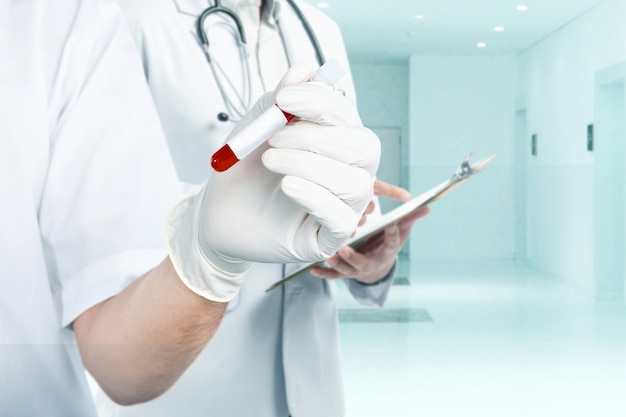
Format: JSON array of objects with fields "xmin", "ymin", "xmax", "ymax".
[
  {"xmin": 1, "ymin": 0, "xmax": 384, "ymax": 415},
  {"xmin": 95, "ymin": 0, "xmax": 428, "ymax": 416}
]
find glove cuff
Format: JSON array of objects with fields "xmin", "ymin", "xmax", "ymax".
[{"xmin": 166, "ymin": 192, "xmax": 250, "ymax": 302}]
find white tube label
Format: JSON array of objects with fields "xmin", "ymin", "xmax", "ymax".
[{"xmin": 228, "ymin": 105, "xmax": 288, "ymax": 159}]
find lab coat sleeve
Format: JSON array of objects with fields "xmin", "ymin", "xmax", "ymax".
[
  {"xmin": 38, "ymin": 0, "xmax": 182, "ymax": 327},
  {"xmin": 344, "ymin": 261, "xmax": 397, "ymax": 308}
]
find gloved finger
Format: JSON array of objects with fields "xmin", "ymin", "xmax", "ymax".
[
  {"xmin": 268, "ymin": 122, "xmax": 381, "ymax": 175},
  {"xmin": 275, "ymin": 64, "xmax": 317, "ymax": 89},
  {"xmin": 280, "ymin": 175, "xmax": 360, "ymax": 255},
  {"xmin": 263, "ymin": 148, "xmax": 373, "ymax": 212},
  {"xmin": 276, "ymin": 82, "xmax": 362, "ymax": 127},
  {"xmin": 226, "ymin": 65, "xmax": 330, "ymax": 142}
]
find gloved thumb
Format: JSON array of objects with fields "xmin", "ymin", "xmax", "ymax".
[
  {"xmin": 275, "ymin": 64, "xmax": 317, "ymax": 90},
  {"xmin": 224, "ymin": 65, "xmax": 316, "ymax": 141}
]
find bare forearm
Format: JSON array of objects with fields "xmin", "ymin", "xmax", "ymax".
[{"xmin": 74, "ymin": 257, "xmax": 227, "ymax": 405}]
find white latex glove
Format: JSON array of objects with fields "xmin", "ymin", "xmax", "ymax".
[{"xmin": 167, "ymin": 65, "xmax": 380, "ymax": 302}]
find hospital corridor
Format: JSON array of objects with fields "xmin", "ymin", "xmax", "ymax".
[{"xmin": 329, "ymin": 0, "xmax": 626, "ymax": 415}]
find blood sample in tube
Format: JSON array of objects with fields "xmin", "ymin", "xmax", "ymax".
[
  {"xmin": 210, "ymin": 59, "xmax": 344, "ymax": 172},
  {"xmin": 210, "ymin": 144, "xmax": 239, "ymax": 172}
]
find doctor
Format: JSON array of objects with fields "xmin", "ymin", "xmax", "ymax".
[
  {"xmin": 2, "ymin": 0, "xmax": 382, "ymax": 415},
  {"xmin": 98, "ymin": 0, "xmax": 427, "ymax": 417}
]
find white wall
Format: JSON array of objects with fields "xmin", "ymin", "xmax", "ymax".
[
  {"xmin": 408, "ymin": 55, "xmax": 518, "ymax": 261},
  {"xmin": 351, "ymin": 62, "xmax": 410, "ymax": 190},
  {"xmin": 519, "ymin": 0, "xmax": 626, "ymax": 289}
]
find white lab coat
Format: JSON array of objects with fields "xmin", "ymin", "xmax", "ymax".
[
  {"xmin": 0, "ymin": 0, "xmax": 182, "ymax": 415},
  {"xmin": 100, "ymin": 1, "xmax": 396, "ymax": 416}
]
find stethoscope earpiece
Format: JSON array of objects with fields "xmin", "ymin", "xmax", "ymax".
[{"xmin": 217, "ymin": 112, "xmax": 230, "ymax": 122}]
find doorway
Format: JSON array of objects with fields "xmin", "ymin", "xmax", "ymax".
[{"xmin": 594, "ymin": 64, "xmax": 626, "ymax": 303}]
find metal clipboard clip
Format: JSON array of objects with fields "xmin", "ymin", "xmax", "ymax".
[{"xmin": 431, "ymin": 152, "xmax": 495, "ymax": 204}]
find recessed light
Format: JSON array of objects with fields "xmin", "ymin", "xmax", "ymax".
[
  {"xmin": 516, "ymin": 5, "xmax": 528, "ymax": 11},
  {"xmin": 476, "ymin": 42, "xmax": 487, "ymax": 48},
  {"xmin": 494, "ymin": 26, "xmax": 505, "ymax": 32},
  {"xmin": 317, "ymin": 2, "xmax": 329, "ymax": 8},
  {"xmin": 415, "ymin": 15, "xmax": 425, "ymax": 19}
]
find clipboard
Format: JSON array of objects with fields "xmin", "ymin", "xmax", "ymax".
[{"xmin": 265, "ymin": 152, "xmax": 496, "ymax": 292}]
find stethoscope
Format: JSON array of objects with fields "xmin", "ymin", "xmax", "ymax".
[{"xmin": 196, "ymin": 0, "xmax": 326, "ymax": 122}]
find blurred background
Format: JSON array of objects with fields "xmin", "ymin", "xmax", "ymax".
[{"xmin": 300, "ymin": 0, "xmax": 626, "ymax": 415}]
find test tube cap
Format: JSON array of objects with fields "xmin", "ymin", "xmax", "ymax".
[{"xmin": 312, "ymin": 58, "xmax": 345, "ymax": 86}]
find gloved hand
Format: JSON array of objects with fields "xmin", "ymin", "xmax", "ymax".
[{"xmin": 167, "ymin": 65, "xmax": 381, "ymax": 302}]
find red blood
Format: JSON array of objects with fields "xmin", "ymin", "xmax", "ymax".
[{"xmin": 211, "ymin": 144, "xmax": 239, "ymax": 172}]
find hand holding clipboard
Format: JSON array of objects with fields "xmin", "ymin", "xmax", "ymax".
[{"xmin": 266, "ymin": 152, "xmax": 496, "ymax": 292}]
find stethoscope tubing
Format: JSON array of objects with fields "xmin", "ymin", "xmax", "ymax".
[{"xmin": 196, "ymin": 0, "xmax": 325, "ymax": 122}]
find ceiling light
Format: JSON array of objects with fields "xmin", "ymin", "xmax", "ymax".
[
  {"xmin": 516, "ymin": 5, "xmax": 528, "ymax": 11},
  {"xmin": 494, "ymin": 26, "xmax": 505, "ymax": 31},
  {"xmin": 415, "ymin": 15, "xmax": 424, "ymax": 19},
  {"xmin": 317, "ymin": 2, "xmax": 329, "ymax": 8},
  {"xmin": 476, "ymin": 42, "xmax": 487, "ymax": 48}
]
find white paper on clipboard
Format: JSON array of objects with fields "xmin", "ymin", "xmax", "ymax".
[{"xmin": 265, "ymin": 152, "xmax": 496, "ymax": 293}]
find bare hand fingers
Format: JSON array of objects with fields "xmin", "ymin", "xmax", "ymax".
[{"xmin": 374, "ymin": 180, "xmax": 411, "ymax": 202}]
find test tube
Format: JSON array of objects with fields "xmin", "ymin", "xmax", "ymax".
[{"xmin": 210, "ymin": 58, "xmax": 346, "ymax": 172}]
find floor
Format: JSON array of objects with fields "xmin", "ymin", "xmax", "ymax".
[{"xmin": 336, "ymin": 260, "xmax": 626, "ymax": 417}]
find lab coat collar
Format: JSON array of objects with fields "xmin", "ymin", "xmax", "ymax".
[
  {"xmin": 173, "ymin": 0, "xmax": 278, "ymax": 19},
  {"xmin": 263, "ymin": 0, "xmax": 281, "ymax": 25}
]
